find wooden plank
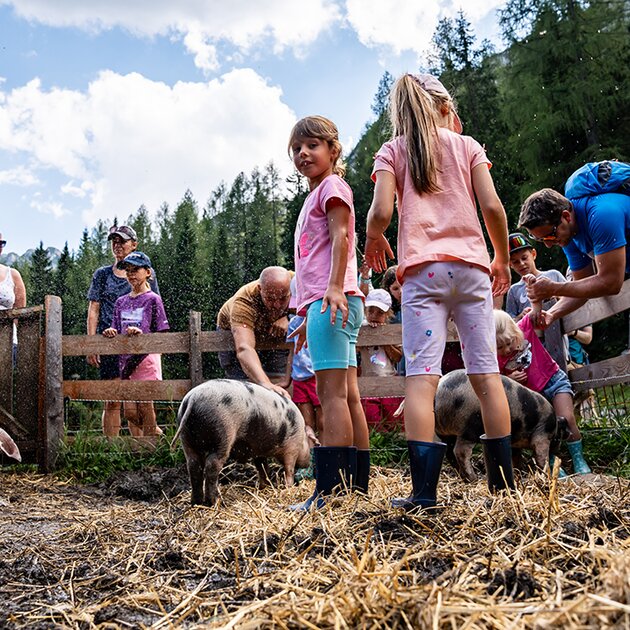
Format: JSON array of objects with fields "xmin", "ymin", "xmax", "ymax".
[
  {"xmin": 14, "ymin": 316, "xmax": 41, "ymax": 441},
  {"xmin": 568, "ymin": 354, "xmax": 630, "ymax": 392},
  {"xmin": 189, "ymin": 311, "xmax": 203, "ymax": 388},
  {"xmin": 42, "ymin": 295, "xmax": 64, "ymax": 472},
  {"xmin": 0, "ymin": 305, "xmax": 43, "ymax": 322},
  {"xmin": 542, "ymin": 319, "xmax": 567, "ymax": 373},
  {"xmin": 62, "ymin": 331, "xmax": 190, "ymax": 356},
  {"xmin": 0, "ymin": 319, "xmax": 13, "ymax": 420},
  {"xmin": 63, "ymin": 379, "xmax": 191, "ymax": 401},
  {"xmin": 562, "ymin": 278, "xmax": 630, "ymax": 332},
  {"xmin": 358, "ymin": 376, "xmax": 405, "ymax": 398}
]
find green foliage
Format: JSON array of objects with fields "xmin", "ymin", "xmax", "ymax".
[
  {"xmin": 26, "ymin": 241, "xmax": 53, "ymax": 306},
  {"xmin": 369, "ymin": 428, "xmax": 407, "ymax": 466},
  {"xmin": 57, "ymin": 401, "xmax": 184, "ymax": 483}
]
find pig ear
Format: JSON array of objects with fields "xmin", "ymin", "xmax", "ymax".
[
  {"xmin": 305, "ymin": 425, "xmax": 320, "ymax": 447},
  {"xmin": 0, "ymin": 428, "xmax": 21, "ymax": 462}
]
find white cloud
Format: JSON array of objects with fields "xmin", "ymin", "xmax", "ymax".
[
  {"xmin": 2, "ymin": 0, "xmax": 341, "ymax": 70},
  {"xmin": 0, "ymin": 165, "xmax": 39, "ymax": 186},
  {"xmin": 0, "ymin": 69, "xmax": 297, "ymax": 228},
  {"xmin": 344, "ymin": 0, "xmax": 505, "ymax": 56},
  {"xmin": 30, "ymin": 199, "xmax": 70, "ymax": 219}
]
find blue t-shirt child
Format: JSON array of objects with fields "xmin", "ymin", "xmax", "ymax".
[{"xmin": 287, "ymin": 315, "xmax": 315, "ymax": 381}]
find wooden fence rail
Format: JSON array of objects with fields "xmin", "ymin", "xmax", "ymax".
[{"xmin": 3, "ymin": 280, "xmax": 630, "ymax": 471}]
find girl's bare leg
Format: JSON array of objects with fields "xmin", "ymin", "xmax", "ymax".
[
  {"xmin": 124, "ymin": 402, "xmax": 144, "ymax": 437},
  {"xmin": 468, "ymin": 373, "xmax": 511, "ymax": 438},
  {"xmin": 347, "ymin": 366, "xmax": 369, "ymax": 449},
  {"xmin": 316, "ymin": 369, "xmax": 353, "ymax": 446},
  {"xmin": 403, "ymin": 375, "xmax": 440, "ymax": 442}
]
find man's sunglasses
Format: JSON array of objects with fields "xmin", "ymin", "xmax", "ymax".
[
  {"xmin": 530, "ymin": 223, "xmax": 559, "ymax": 242},
  {"xmin": 0, "ymin": 240, "xmax": 6, "ymax": 247}
]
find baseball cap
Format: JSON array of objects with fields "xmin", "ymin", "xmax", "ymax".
[
  {"xmin": 116, "ymin": 251, "xmax": 152, "ymax": 270},
  {"xmin": 365, "ymin": 288, "xmax": 392, "ymax": 312},
  {"xmin": 108, "ymin": 225, "xmax": 138, "ymax": 241},
  {"xmin": 413, "ymin": 73, "xmax": 463, "ymax": 134},
  {"xmin": 508, "ymin": 232, "xmax": 533, "ymax": 255}
]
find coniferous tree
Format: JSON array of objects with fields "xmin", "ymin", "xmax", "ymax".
[{"xmin": 27, "ymin": 242, "xmax": 54, "ymax": 306}]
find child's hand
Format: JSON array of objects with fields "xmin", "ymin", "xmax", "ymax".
[
  {"xmin": 490, "ymin": 258, "xmax": 510, "ymax": 297},
  {"xmin": 102, "ymin": 328, "xmax": 117, "ymax": 338},
  {"xmin": 287, "ymin": 318, "xmax": 307, "ymax": 353},
  {"xmin": 530, "ymin": 309, "xmax": 554, "ymax": 330},
  {"xmin": 322, "ymin": 287, "xmax": 348, "ymax": 328},
  {"xmin": 368, "ymin": 319, "xmax": 386, "ymax": 328},
  {"xmin": 507, "ymin": 369, "xmax": 528, "ymax": 384},
  {"xmin": 365, "ymin": 234, "xmax": 394, "ymax": 273},
  {"xmin": 126, "ymin": 326, "xmax": 142, "ymax": 336}
]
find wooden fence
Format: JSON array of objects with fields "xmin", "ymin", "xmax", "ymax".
[{"xmin": 3, "ymin": 281, "xmax": 630, "ymax": 471}]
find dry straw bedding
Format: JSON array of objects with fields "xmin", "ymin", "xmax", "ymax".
[{"xmin": 0, "ymin": 465, "xmax": 629, "ymax": 629}]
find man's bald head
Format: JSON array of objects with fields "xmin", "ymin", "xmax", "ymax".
[{"xmin": 259, "ymin": 267, "xmax": 292, "ymax": 318}]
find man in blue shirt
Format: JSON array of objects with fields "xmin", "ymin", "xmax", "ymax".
[{"xmin": 517, "ymin": 161, "xmax": 630, "ymax": 330}]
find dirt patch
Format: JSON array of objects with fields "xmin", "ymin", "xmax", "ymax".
[{"xmin": 0, "ymin": 467, "xmax": 629, "ymax": 628}]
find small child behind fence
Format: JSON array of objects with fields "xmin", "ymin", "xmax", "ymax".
[
  {"xmin": 359, "ymin": 288, "xmax": 404, "ymax": 429},
  {"xmin": 102, "ymin": 252, "xmax": 169, "ymax": 437}
]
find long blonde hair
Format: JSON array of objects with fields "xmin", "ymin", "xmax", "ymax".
[
  {"xmin": 389, "ymin": 74, "xmax": 455, "ymax": 195},
  {"xmin": 493, "ymin": 309, "xmax": 524, "ymax": 348},
  {"xmin": 287, "ymin": 115, "xmax": 346, "ymax": 178}
]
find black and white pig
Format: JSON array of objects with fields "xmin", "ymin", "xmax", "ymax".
[
  {"xmin": 172, "ymin": 379, "xmax": 318, "ymax": 506},
  {"xmin": 434, "ymin": 369, "xmax": 568, "ymax": 481}
]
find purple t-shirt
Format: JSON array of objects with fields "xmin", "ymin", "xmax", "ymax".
[{"xmin": 111, "ymin": 291, "xmax": 169, "ymax": 377}]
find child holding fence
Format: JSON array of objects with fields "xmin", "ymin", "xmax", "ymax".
[
  {"xmin": 102, "ymin": 252, "xmax": 170, "ymax": 437},
  {"xmin": 365, "ymin": 73, "xmax": 514, "ymax": 510},
  {"xmin": 288, "ymin": 115, "xmax": 369, "ymax": 510}
]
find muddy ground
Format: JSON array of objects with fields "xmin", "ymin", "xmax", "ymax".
[{"xmin": 1, "ymin": 464, "xmax": 629, "ymax": 628}]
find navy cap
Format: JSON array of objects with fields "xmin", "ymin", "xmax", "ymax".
[
  {"xmin": 117, "ymin": 251, "xmax": 152, "ymax": 270},
  {"xmin": 509, "ymin": 232, "xmax": 533, "ymax": 255}
]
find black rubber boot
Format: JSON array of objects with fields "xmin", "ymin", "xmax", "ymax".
[
  {"xmin": 391, "ymin": 441, "xmax": 446, "ymax": 510},
  {"xmin": 290, "ymin": 446, "xmax": 357, "ymax": 511},
  {"xmin": 481, "ymin": 434, "xmax": 516, "ymax": 492},
  {"xmin": 354, "ymin": 449, "xmax": 370, "ymax": 494}
]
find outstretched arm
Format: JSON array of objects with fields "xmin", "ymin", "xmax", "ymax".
[
  {"xmin": 365, "ymin": 170, "xmax": 396, "ymax": 272},
  {"xmin": 472, "ymin": 164, "xmax": 510, "ymax": 297}
]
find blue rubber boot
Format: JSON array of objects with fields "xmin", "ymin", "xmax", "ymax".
[
  {"xmin": 391, "ymin": 441, "xmax": 446, "ymax": 510},
  {"xmin": 567, "ymin": 440, "xmax": 592, "ymax": 474},
  {"xmin": 354, "ymin": 449, "xmax": 370, "ymax": 494},
  {"xmin": 481, "ymin": 434, "xmax": 515, "ymax": 492},
  {"xmin": 290, "ymin": 446, "xmax": 357, "ymax": 511}
]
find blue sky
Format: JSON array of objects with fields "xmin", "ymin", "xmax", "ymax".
[{"xmin": 0, "ymin": 0, "xmax": 506, "ymax": 256}]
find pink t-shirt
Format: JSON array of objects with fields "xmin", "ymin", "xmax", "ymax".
[
  {"xmin": 498, "ymin": 316, "xmax": 559, "ymax": 393},
  {"xmin": 372, "ymin": 128, "xmax": 492, "ymax": 283},
  {"xmin": 294, "ymin": 174, "xmax": 362, "ymax": 315}
]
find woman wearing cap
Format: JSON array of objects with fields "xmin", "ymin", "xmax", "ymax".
[
  {"xmin": 0, "ymin": 233, "xmax": 27, "ymax": 361},
  {"xmin": 87, "ymin": 225, "xmax": 159, "ymax": 436}
]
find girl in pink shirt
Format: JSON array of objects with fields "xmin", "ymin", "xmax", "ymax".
[
  {"xmin": 365, "ymin": 73, "xmax": 514, "ymax": 509},
  {"xmin": 288, "ymin": 116, "xmax": 369, "ymax": 510}
]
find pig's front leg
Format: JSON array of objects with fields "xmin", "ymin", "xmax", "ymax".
[
  {"xmin": 453, "ymin": 437, "xmax": 478, "ymax": 482},
  {"xmin": 530, "ymin": 435, "xmax": 551, "ymax": 472}
]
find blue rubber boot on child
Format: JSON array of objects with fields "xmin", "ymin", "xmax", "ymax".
[
  {"xmin": 290, "ymin": 446, "xmax": 357, "ymax": 511},
  {"xmin": 391, "ymin": 441, "xmax": 446, "ymax": 510},
  {"xmin": 567, "ymin": 439, "xmax": 592, "ymax": 474}
]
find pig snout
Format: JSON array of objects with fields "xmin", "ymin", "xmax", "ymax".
[{"xmin": 174, "ymin": 379, "xmax": 312, "ymax": 506}]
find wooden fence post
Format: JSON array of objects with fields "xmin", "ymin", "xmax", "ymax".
[
  {"xmin": 41, "ymin": 295, "xmax": 64, "ymax": 472},
  {"xmin": 189, "ymin": 311, "xmax": 203, "ymax": 388}
]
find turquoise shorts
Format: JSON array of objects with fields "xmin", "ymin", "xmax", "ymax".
[{"xmin": 306, "ymin": 296, "xmax": 364, "ymax": 371}]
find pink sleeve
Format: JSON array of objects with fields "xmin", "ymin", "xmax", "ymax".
[
  {"xmin": 467, "ymin": 136, "xmax": 492, "ymax": 170},
  {"xmin": 371, "ymin": 141, "xmax": 396, "ymax": 182},
  {"xmin": 319, "ymin": 175, "xmax": 353, "ymax": 213}
]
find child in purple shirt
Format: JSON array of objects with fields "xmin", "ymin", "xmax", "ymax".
[{"xmin": 103, "ymin": 251, "xmax": 169, "ymax": 436}]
